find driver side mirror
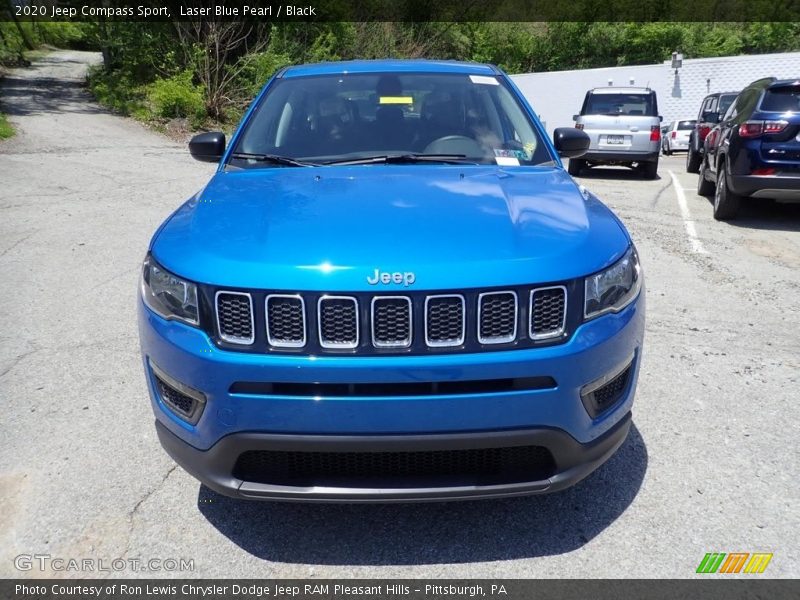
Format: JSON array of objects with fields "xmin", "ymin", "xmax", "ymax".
[
  {"xmin": 702, "ymin": 110, "xmax": 721, "ymax": 124},
  {"xmin": 553, "ymin": 127, "xmax": 590, "ymax": 158},
  {"xmin": 189, "ymin": 132, "xmax": 226, "ymax": 163}
]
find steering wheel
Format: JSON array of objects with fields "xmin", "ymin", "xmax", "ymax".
[{"xmin": 423, "ymin": 135, "xmax": 483, "ymax": 157}]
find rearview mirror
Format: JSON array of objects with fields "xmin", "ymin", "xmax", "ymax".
[
  {"xmin": 189, "ymin": 132, "xmax": 226, "ymax": 163},
  {"xmin": 553, "ymin": 127, "xmax": 590, "ymax": 158}
]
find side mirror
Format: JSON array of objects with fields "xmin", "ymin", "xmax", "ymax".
[
  {"xmin": 553, "ymin": 127, "xmax": 590, "ymax": 158},
  {"xmin": 658, "ymin": 115, "xmax": 663, "ymax": 122},
  {"xmin": 572, "ymin": 114, "xmax": 579, "ymax": 121},
  {"xmin": 189, "ymin": 132, "xmax": 225, "ymax": 163}
]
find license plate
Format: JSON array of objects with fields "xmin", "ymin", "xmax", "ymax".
[{"xmin": 606, "ymin": 135, "xmax": 624, "ymax": 144}]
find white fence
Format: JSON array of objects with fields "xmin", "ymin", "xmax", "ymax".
[{"xmin": 511, "ymin": 52, "xmax": 800, "ymax": 135}]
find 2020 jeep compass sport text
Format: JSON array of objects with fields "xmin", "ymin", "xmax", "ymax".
[{"xmin": 138, "ymin": 60, "xmax": 645, "ymax": 502}]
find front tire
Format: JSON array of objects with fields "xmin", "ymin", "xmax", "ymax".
[
  {"xmin": 568, "ymin": 158, "xmax": 586, "ymax": 176},
  {"xmin": 713, "ymin": 160, "xmax": 741, "ymax": 221},
  {"xmin": 697, "ymin": 159, "xmax": 715, "ymax": 196}
]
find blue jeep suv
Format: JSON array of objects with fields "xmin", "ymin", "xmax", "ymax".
[{"xmin": 138, "ymin": 60, "xmax": 645, "ymax": 502}]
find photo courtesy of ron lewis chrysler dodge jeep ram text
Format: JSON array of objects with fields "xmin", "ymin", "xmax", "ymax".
[{"xmin": 138, "ymin": 60, "xmax": 645, "ymax": 502}]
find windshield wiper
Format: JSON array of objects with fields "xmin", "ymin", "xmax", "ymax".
[
  {"xmin": 229, "ymin": 152, "xmax": 318, "ymax": 167},
  {"xmin": 323, "ymin": 153, "xmax": 473, "ymax": 166}
]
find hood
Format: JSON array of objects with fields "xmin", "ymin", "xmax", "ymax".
[{"xmin": 152, "ymin": 165, "xmax": 629, "ymax": 291}]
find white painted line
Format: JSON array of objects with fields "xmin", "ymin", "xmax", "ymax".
[{"xmin": 668, "ymin": 170, "xmax": 709, "ymax": 255}]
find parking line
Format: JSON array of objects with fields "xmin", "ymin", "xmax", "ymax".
[{"xmin": 668, "ymin": 170, "xmax": 709, "ymax": 255}]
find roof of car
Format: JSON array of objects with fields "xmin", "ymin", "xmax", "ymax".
[
  {"xmin": 280, "ymin": 60, "xmax": 499, "ymax": 78},
  {"xmin": 769, "ymin": 78, "xmax": 800, "ymax": 88},
  {"xmin": 588, "ymin": 86, "xmax": 654, "ymax": 94}
]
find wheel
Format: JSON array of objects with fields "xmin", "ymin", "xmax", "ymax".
[
  {"xmin": 697, "ymin": 158, "xmax": 715, "ymax": 196},
  {"xmin": 713, "ymin": 159, "xmax": 741, "ymax": 221},
  {"xmin": 686, "ymin": 146, "xmax": 701, "ymax": 173},
  {"xmin": 641, "ymin": 159, "xmax": 658, "ymax": 179},
  {"xmin": 663, "ymin": 140, "xmax": 671, "ymax": 156},
  {"xmin": 568, "ymin": 158, "xmax": 585, "ymax": 176}
]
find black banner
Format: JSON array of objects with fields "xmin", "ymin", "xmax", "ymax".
[
  {"xmin": 3, "ymin": 580, "xmax": 800, "ymax": 600},
  {"xmin": 4, "ymin": 0, "xmax": 800, "ymax": 22}
]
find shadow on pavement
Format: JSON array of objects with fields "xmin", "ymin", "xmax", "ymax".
[
  {"xmin": 575, "ymin": 167, "xmax": 662, "ymax": 182},
  {"xmin": 707, "ymin": 198, "xmax": 800, "ymax": 232},
  {"xmin": 197, "ymin": 423, "xmax": 647, "ymax": 565}
]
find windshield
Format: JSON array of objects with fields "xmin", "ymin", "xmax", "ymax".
[
  {"xmin": 230, "ymin": 72, "xmax": 553, "ymax": 167},
  {"xmin": 582, "ymin": 93, "xmax": 657, "ymax": 117},
  {"xmin": 719, "ymin": 94, "xmax": 737, "ymax": 115},
  {"xmin": 677, "ymin": 120, "xmax": 696, "ymax": 130}
]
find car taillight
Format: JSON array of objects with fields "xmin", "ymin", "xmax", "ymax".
[
  {"xmin": 699, "ymin": 125, "xmax": 711, "ymax": 140},
  {"xmin": 650, "ymin": 126, "xmax": 660, "ymax": 141},
  {"xmin": 575, "ymin": 123, "xmax": 584, "ymax": 130},
  {"xmin": 739, "ymin": 120, "xmax": 788, "ymax": 138},
  {"xmin": 671, "ymin": 131, "xmax": 677, "ymax": 139},
  {"xmin": 751, "ymin": 168, "xmax": 776, "ymax": 175}
]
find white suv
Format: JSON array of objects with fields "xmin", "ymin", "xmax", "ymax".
[{"xmin": 570, "ymin": 87, "xmax": 662, "ymax": 179}]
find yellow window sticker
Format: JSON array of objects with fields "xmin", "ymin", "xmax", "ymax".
[{"xmin": 379, "ymin": 96, "xmax": 413, "ymax": 105}]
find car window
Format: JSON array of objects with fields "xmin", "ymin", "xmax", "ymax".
[
  {"xmin": 582, "ymin": 93, "xmax": 657, "ymax": 117},
  {"xmin": 677, "ymin": 120, "xmax": 696, "ymax": 130},
  {"xmin": 761, "ymin": 86, "xmax": 800, "ymax": 112},
  {"xmin": 231, "ymin": 72, "xmax": 553, "ymax": 166},
  {"xmin": 718, "ymin": 95, "xmax": 736, "ymax": 115}
]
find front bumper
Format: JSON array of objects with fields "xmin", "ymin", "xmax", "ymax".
[
  {"xmin": 138, "ymin": 288, "xmax": 644, "ymax": 501},
  {"xmin": 156, "ymin": 413, "xmax": 632, "ymax": 502}
]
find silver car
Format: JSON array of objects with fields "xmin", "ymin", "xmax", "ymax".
[
  {"xmin": 662, "ymin": 119, "xmax": 697, "ymax": 155},
  {"xmin": 570, "ymin": 87, "xmax": 662, "ymax": 179}
]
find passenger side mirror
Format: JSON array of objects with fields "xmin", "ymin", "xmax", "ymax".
[
  {"xmin": 572, "ymin": 114, "xmax": 579, "ymax": 121},
  {"xmin": 553, "ymin": 127, "xmax": 590, "ymax": 158},
  {"xmin": 189, "ymin": 132, "xmax": 226, "ymax": 163},
  {"xmin": 658, "ymin": 115, "xmax": 663, "ymax": 122}
]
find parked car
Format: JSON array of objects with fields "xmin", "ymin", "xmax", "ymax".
[
  {"xmin": 662, "ymin": 119, "xmax": 696, "ymax": 155},
  {"xmin": 697, "ymin": 77, "xmax": 800, "ymax": 220},
  {"xmin": 686, "ymin": 91, "xmax": 739, "ymax": 173},
  {"xmin": 138, "ymin": 60, "xmax": 645, "ymax": 502},
  {"xmin": 570, "ymin": 86, "xmax": 662, "ymax": 179}
]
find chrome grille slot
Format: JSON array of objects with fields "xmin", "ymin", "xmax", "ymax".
[
  {"xmin": 318, "ymin": 296, "xmax": 359, "ymax": 349},
  {"xmin": 425, "ymin": 295, "xmax": 465, "ymax": 347},
  {"xmin": 266, "ymin": 294, "xmax": 306, "ymax": 348},
  {"xmin": 215, "ymin": 291, "xmax": 254, "ymax": 344},
  {"xmin": 371, "ymin": 296, "xmax": 412, "ymax": 348},
  {"xmin": 529, "ymin": 286, "xmax": 567, "ymax": 340},
  {"xmin": 478, "ymin": 291, "xmax": 517, "ymax": 344}
]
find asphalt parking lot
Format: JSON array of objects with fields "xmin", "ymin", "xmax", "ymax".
[{"xmin": 1, "ymin": 51, "xmax": 798, "ymax": 578}]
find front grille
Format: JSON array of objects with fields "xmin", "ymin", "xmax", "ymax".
[
  {"xmin": 216, "ymin": 292, "xmax": 254, "ymax": 344},
  {"xmin": 425, "ymin": 295, "xmax": 465, "ymax": 347},
  {"xmin": 233, "ymin": 445, "xmax": 557, "ymax": 487},
  {"xmin": 478, "ymin": 291, "xmax": 517, "ymax": 344},
  {"xmin": 318, "ymin": 296, "xmax": 358, "ymax": 349},
  {"xmin": 372, "ymin": 296, "xmax": 412, "ymax": 348},
  {"xmin": 211, "ymin": 282, "xmax": 572, "ymax": 354},
  {"xmin": 266, "ymin": 295, "xmax": 305, "ymax": 348},
  {"xmin": 530, "ymin": 286, "xmax": 567, "ymax": 339}
]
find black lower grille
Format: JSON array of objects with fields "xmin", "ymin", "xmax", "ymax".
[
  {"xmin": 233, "ymin": 445, "xmax": 557, "ymax": 487},
  {"xmin": 216, "ymin": 292, "xmax": 254, "ymax": 343},
  {"xmin": 155, "ymin": 375, "xmax": 196, "ymax": 418},
  {"xmin": 530, "ymin": 287, "xmax": 566, "ymax": 339}
]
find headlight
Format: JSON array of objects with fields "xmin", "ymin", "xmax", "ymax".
[
  {"xmin": 141, "ymin": 256, "xmax": 199, "ymax": 326},
  {"xmin": 584, "ymin": 246, "xmax": 642, "ymax": 320}
]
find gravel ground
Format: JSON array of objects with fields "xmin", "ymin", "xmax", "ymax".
[{"xmin": 1, "ymin": 51, "xmax": 798, "ymax": 579}]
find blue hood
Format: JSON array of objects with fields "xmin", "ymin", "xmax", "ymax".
[{"xmin": 152, "ymin": 165, "xmax": 629, "ymax": 291}]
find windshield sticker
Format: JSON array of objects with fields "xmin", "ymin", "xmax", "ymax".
[
  {"xmin": 379, "ymin": 96, "xmax": 413, "ymax": 105},
  {"xmin": 470, "ymin": 75, "xmax": 499, "ymax": 86},
  {"xmin": 495, "ymin": 156, "xmax": 520, "ymax": 166},
  {"xmin": 494, "ymin": 148, "xmax": 529, "ymax": 161}
]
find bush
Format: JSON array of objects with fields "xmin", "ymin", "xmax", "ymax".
[
  {"xmin": 0, "ymin": 113, "xmax": 14, "ymax": 139},
  {"xmin": 147, "ymin": 71, "xmax": 205, "ymax": 124}
]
